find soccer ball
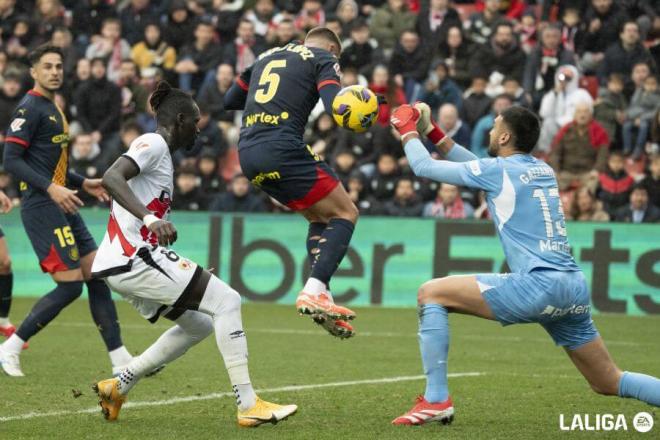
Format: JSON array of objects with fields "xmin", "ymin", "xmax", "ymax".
[{"xmin": 331, "ymin": 85, "xmax": 379, "ymax": 133}]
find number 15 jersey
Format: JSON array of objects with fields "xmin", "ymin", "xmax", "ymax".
[
  {"xmin": 457, "ymin": 154, "xmax": 579, "ymax": 274},
  {"xmin": 236, "ymin": 43, "xmax": 340, "ymax": 149}
]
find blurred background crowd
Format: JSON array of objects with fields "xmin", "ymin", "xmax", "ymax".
[{"xmin": 0, "ymin": 0, "xmax": 658, "ymax": 223}]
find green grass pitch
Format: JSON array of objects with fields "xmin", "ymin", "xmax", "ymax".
[{"xmin": 0, "ymin": 298, "xmax": 658, "ymax": 439}]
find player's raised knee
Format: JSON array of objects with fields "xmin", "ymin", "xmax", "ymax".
[
  {"xmin": 0, "ymin": 256, "xmax": 11, "ymax": 274},
  {"xmin": 417, "ymin": 281, "xmax": 438, "ymax": 305}
]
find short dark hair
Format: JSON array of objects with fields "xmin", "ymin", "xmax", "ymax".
[
  {"xmin": 27, "ymin": 44, "xmax": 63, "ymax": 66},
  {"xmin": 149, "ymin": 80, "xmax": 195, "ymax": 125},
  {"xmin": 500, "ymin": 106, "xmax": 540, "ymax": 153},
  {"xmin": 305, "ymin": 26, "xmax": 342, "ymax": 51},
  {"xmin": 631, "ymin": 183, "xmax": 648, "ymax": 194}
]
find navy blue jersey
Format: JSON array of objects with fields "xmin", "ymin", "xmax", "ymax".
[
  {"xmin": 236, "ymin": 43, "xmax": 340, "ymax": 149},
  {"xmin": 4, "ymin": 90, "xmax": 71, "ymax": 208}
]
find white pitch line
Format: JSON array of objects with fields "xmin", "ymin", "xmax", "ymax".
[
  {"xmin": 0, "ymin": 372, "xmax": 483, "ymax": 423},
  {"xmin": 51, "ymin": 322, "xmax": 649, "ymax": 346}
]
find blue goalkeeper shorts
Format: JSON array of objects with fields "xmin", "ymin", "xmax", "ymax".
[{"xmin": 476, "ymin": 269, "xmax": 599, "ymax": 350}]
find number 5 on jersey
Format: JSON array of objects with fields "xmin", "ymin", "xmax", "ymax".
[{"xmin": 255, "ymin": 60, "xmax": 287, "ymax": 104}]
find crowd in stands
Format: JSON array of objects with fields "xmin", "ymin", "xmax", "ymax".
[{"xmin": 0, "ymin": 0, "xmax": 659, "ymax": 223}]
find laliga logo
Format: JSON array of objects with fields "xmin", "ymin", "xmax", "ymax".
[{"xmin": 559, "ymin": 412, "xmax": 654, "ymax": 432}]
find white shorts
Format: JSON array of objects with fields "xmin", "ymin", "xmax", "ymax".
[{"xmin": 104, "ymin": 246, "xmax": 202, "ymax": 323}]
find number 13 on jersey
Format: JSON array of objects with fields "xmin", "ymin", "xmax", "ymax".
[{"xmin": 255, "ymin": 60, "xmax": 287, "ymax": 104}]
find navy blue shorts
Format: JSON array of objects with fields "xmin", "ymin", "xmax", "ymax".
[
  {"xmin": 477, "ymin": 269, "xmax": 599, "ymax": 351},
  {"xmin": 21, "ymin": 203, "xmax": 97, "ymax": 273},
  {"xmin": 239, "ymin": 142, "xmax": 339, "ymax": 211}
]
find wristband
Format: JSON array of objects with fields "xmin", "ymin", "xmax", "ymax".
[
  {"xmin": 428, "ymin": 121, "xmax": 446, "ymax": 145},
  {"xmin": 143, "ymin": 214, "xmax": 159, "ymax": 227}
]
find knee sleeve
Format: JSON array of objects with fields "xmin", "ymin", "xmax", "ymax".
[
  {"xmin": 175, "ymin": 310, "xmax": 214, "ymax": 342},
  {"xmin": 198, "ymin": 275, "xmax": 242, "ymax": 317}
]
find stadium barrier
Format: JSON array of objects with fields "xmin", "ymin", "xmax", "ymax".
[{"xmin": 2, "ymin": 209, "xmax": 658, "ymax": 315}]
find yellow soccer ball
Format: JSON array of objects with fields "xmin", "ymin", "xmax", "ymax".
[{"xmin": 331, "ymin": 85, "xmax": 379, "ymax": 133}]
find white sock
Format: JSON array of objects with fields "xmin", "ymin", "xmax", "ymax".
[
  {"xmin": 108, "ymin": 346, "xmax": 132, "ymax": 368},
  {"xmin": 303, "ymin": 277, "xmax": 327, "ymax": 296},
  {"xmin": 198, "ymin": 275, "xmax": 256, "ymax": 411},
  {"xmin": 0, "ymin": 317, "xmax": 10, "ymax": 326},
  {"xmin": 117, "ymin": 311, "xmax": 213, "ymax": 395},
  {"xmin": 3, "ymin": 334, "xmax": 24, "ymax": 355}
]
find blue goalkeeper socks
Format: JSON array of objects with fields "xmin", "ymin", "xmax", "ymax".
[
  {"xmin": 418, "ymin": 303, "xmax": 450, "ymax": 403},
  {"xmin": 618, "ymin": 371, "xmax": 660, "ymax": 406}
]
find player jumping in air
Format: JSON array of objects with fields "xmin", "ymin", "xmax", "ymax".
[
  {"xmin": 224, "ymin": 27, "xmax": 358, "ymax": 338},
  {"xmin": 91, "ymin": 81, "xmax": 297, "ymax": 426},
  {"xmin": 388, "ymin": 103, "xmax": 660, "ymax": 425},
  {"xmin": 0, "ymin": 45, "xmax": 131, "ymax": 377},
  {"xmin": 0, "ymin": 190, "xmax": 20, "ymax": 344}
]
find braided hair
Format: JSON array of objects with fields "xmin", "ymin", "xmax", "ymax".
[{"xmin": 149, "ymin": 81, "xmax": 195, "ymax": 125}]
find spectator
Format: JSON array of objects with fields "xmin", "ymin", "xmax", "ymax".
[
  {"xmin": 594, "ymin": 73, "xmax": 627, "ymax": 141},
  {"xmin": 651, "ymin": 109, "xmax": 660, "ymax": 155},
  {"xmin": 198, "ymin": 148, "xmax": 225, "ymax": 196},
  {"xmin": 131, "ymin": 22, "xmax": 177, "ymax": 80},
  {"xmin": 335, "ymin": 0, "xmax": 359, "ymax": 37},
  {"xmin": 464, "ymin": 0, "xmax": 502, "ymax": 46},
  {"xmin": 369, "ymin": 0, "xmax": 416, "ymax": 54},
  {"xmin": 597, "ymin": 150, "xmax": 635, "ymax": 217},
  {"xmin": 471, "ymin": 94, "xmax": 513, "ymax": 157},
  {"xmin": 85, "ymin": 17, "xmax": 131, "ymax": 83},
  {"xmin": 347, "ymin": 172, "xmax": 377, "ymax": 215},
  {"xmin": 600, "ymin": 21, "xmax": 657, "ymax": 89},
  {"xmin": 437, "ymin": 25, "xmax": 472, "ymax": 89},
  {"xmin": 568, "ymin": 187, "xmax": 610, "ymax": 221},
  {"xmin": 502, "ymin": 77, "xmax": 531, "ymax": 108},
  {"xmin": 468, "ymin": 21, "xmax": 527, "ymax": 85},
  {"xmin": 33, "ymin": 0, "xmax": 66, "ymax": 46},
  {"xmin": 332, "ymin": 148, "xmax": 358, "ymax": 188},
  {"xmin": 580, "ymin": 0, "xmax": 630, "ymax": 74},
  {"xmin": 244, "ymin": 0, "xmax": 277, "ymax": 39},
  {"xmin": 269, "ymin": 18, "xmax": 298, "ymax": 48},
  {"xmin": 0, "ymin": 74, "xmax": 22, "ymax": 146},
  {"xmin": 516, "ymin": 11, "xmax": 537, "ymax": 55},
  {"xmin": 560, "ymin": 7, "xmax": 582, "ymax": 55},
  {"xmin": 523, "ymin": 25, "xmax": 576, "ymax": 107},
  {"xmin": 549, "ymin": 102, "xmax": 609, "ymax": 192},
  {"xmin": 419, "ymin": 60, "xmax": 462, "ymax": 114},
  {"xmin": 0, "ymin": 0, "xmax": 19, "ymax": 44},
  {"xmin": 119, "ymin": 121, "xmax": 143, "ymax": 150},
  {"xmin": 324, "ymin": 15, "xmax": 344, "ymax": 42},
  {"xmin": 614, "ymin": 184, "xmax": 660, "ymax": 223},
  {"xmin": 367, "ymin": 153, "xmax": 400, "ymax": 202},
  {"xmin": 206, "ymin": 0, "xmax": 242, "ymax": 44},
  {"xmin": 423, "ymin": 183, "xmax": 475, "ymax": 219},
  {"xmin": 437, "ymin": 103, "xmax": 471, "ymax": 147},
  {"xmin": 295, "ymin": 0, "xmax": 326, "ymax": 33},
  {"xmin": 369, "ymin": 64, "xmax": 406, "ymax": 127},
  {"xmin": 197, "ymin": 63, "xmax": 237, "ymax": 123},
  {"xmin": 415, "ymin": 0, "xmax": 461, "ymax": 57},
  {"xmin": 339, "ymin": 19, "xmax": 383, "ymax": 76},
  {"xmin": 225, "ymin": 19, "xmax": 267, "ymax": 75},
  {"xmin": 306, "ymin": 113, "xmax": 339, "ymax": 159},
  {"xmin": 461, "ymin": 76, "xmax": 492, "ymax": 129},
  {"xmin": 209, "ymin": 173, "xmax": 267, "ymax": 213},
  {"xmin": 172, "ymin": 164, "xmax": 208, "ymax": 211},
  {"xmin": 51, "ymin": 27, "xmax": 80, "ymax": 77},
  {"xmin": 117, "ymin": 59, "xmax": 149, "ymax": 121},
  {"xmin": 118, "ymin": 0, "xmax": 160, "ymax": 46},
  {"xmin": 163, "ymin": 0, "xmax": 195, "ymax": 52},
  {"xmin": 175, "ymin": 20, "xmax": 226, "ymax": 95},
  {"xmin": 74, "ymin": 57, "xmax": 122, "ymax": 166},
  {"xmin": 389, "ymin": 30, "xmax": 429, "ymax": 103},
  {"xmin": 623, "ymin": 75, "xmax": 659, "ymax": 159},
  {"xmin": 383, "ymin": 177, "xmax": 424, "ymax": 217},
  {"xmin": 72, "ymin": 0, "xmax": 116, "ymax": 43},
  {"xmin": 640, "ymin": 154, "xmax": 660, "ymax": 209},
  {"xmin": 192, "ymin": 105, "xmax": 228, "ymax": 159},
  {"xmin": 68, "ymin": 133, "xmax": 105, "ymax": 194},
  {"xmin": 5, "ymin": 16, "xmax": 35, "ymax": 64},
  {"xmin": 538, "ymin": 65, "xmax": 593, "ymax": 153}
]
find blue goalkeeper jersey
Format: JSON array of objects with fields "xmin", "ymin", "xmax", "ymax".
[{"xmin": 405, "ymin": 140, "xmax": 580, "ymax": 274}]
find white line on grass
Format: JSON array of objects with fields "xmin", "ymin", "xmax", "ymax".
[
  {"xmin": 0, "ymin": 372, "xmax": 483, "ymax": 422},
  {"xmin": 52, "ymin": 322, "xmax": 648, "ymax": 346}
]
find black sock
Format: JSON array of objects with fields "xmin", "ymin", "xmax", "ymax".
[
  {"xmin": 310, "ymin": 218, "xmax": 355, "ymax": 285},
  {"xmin": 87, "ymin": 279, "xmax": 123, "ymax": 351},
  {"xmin": 0, "ymin": 273, "xmax": 13, "ymax": 319},
  {"xmin": 306, "ymin": 222, "xmax": 327, "ymax": 267},
  {"xmin": 16, "ymin": 281, "xmax": 83, "ymax": 341}
]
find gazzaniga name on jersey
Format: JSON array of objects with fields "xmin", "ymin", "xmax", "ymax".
[
  {"xmin": 519, "ymin": 165, "xmax": 555, "ymax": 184},
  {"xmin": 258, "ymin": 43, "xmax": 315, "ymax": 61}
]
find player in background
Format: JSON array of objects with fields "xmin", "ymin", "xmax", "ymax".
[
  {"xmin": 224, "ymin": 27, "xmax": 358, "ymax": 338},
  {"xmin": 91, "ymin": 81, "xmax": 297, "ymax": 426},
  {"xmin": 0, "ymin": 45, "xmax": 131, "ymax": 377},
  {"xmin": 0, "ymin": 190, "xmax": 20, "ymax": 344},
  {"xmin": 388, "ymin": 103, "xmax": 660, "ymax": 425}
]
